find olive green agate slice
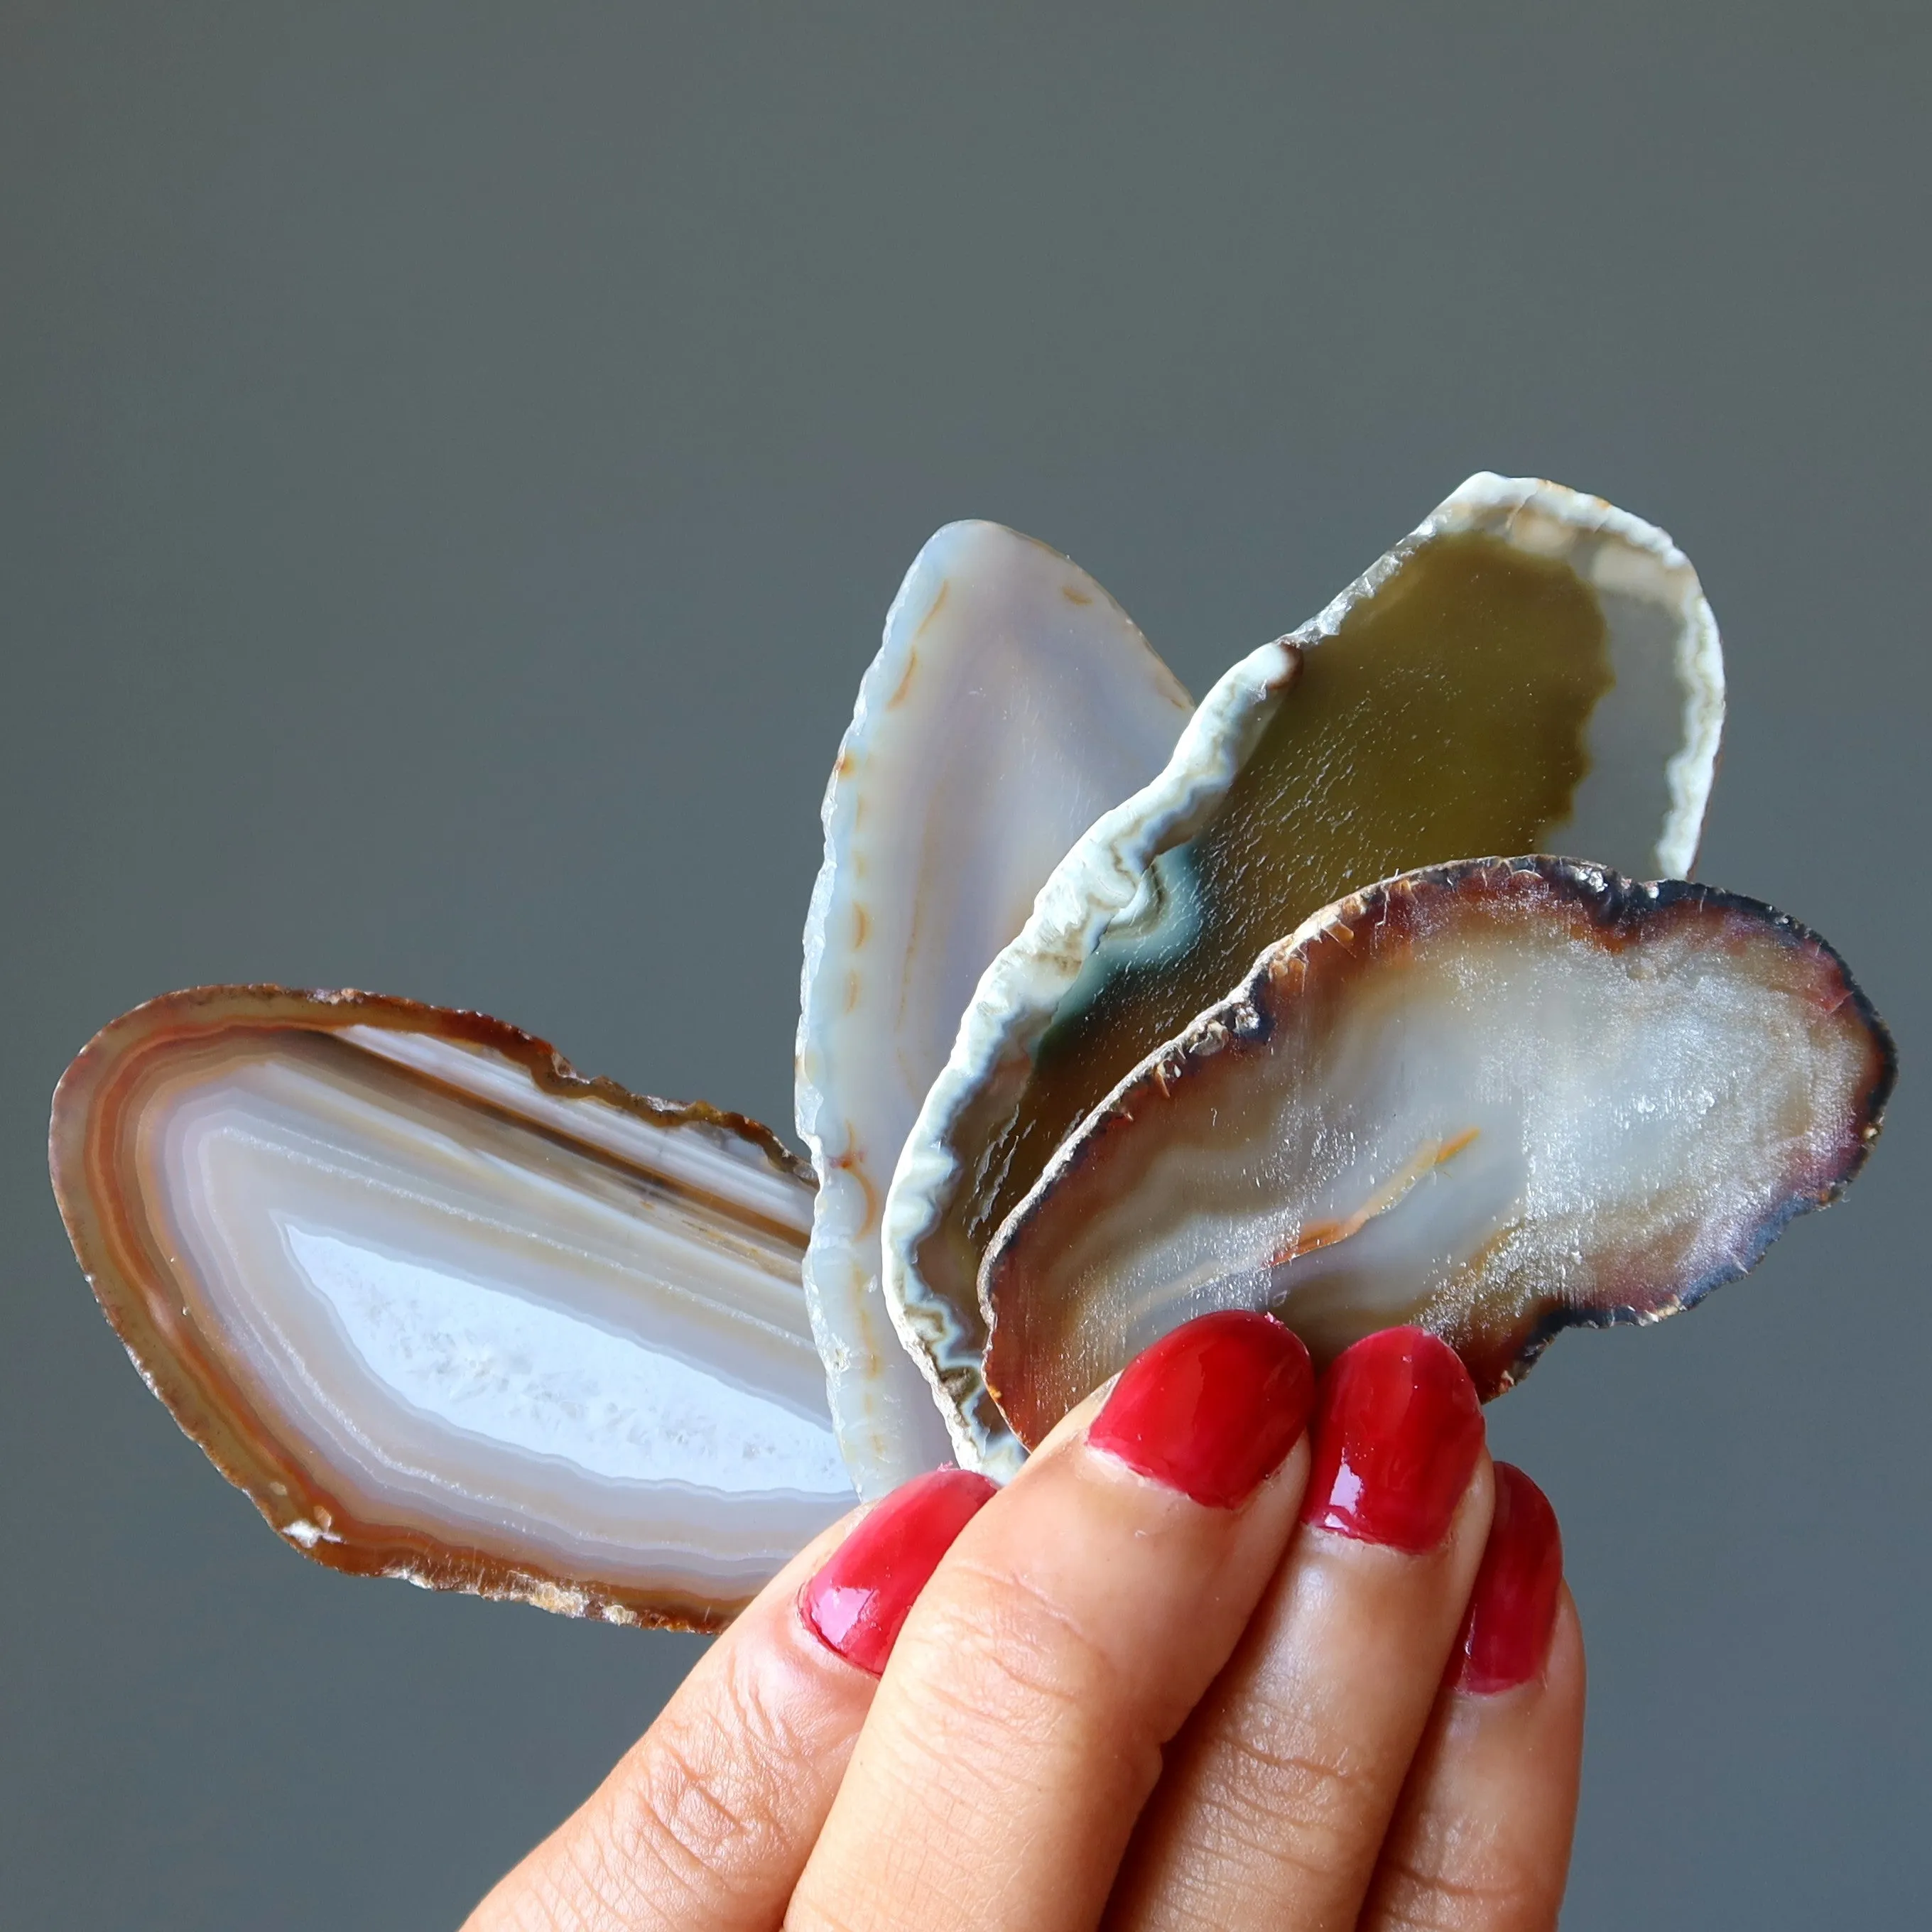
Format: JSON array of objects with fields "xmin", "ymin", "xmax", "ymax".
[{"xmin": 884, "ymin": 475, "xmax": 1725, "ymax": 1476}]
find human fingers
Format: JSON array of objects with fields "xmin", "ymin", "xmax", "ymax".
[
  {"xmin": 788, "ymin": 1310, "xmax": 1318, "ymax": 1932},
  {"xmin": 1357, "ymin": 1465, "xmax": 1584, "ymax": 1932},
  {"xmin": 463, "ymin": 1467, "xmax": 994, "ymax": 1932},
  {"xmin": 1108, "ymin": 1326, "xmax": 1492, "ymax": 1932}
]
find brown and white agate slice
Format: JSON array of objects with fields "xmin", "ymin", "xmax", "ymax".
[
  {"xmin": 50, "ymin": 988, "xmax": 854, "ymax": 1631},
  {"xmin": 979, "ymin": 859, "xmax": 1894, "ymax": 1449}
]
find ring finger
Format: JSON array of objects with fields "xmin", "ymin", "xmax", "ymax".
[{"xmin": 1358, "ymin": 1465, "xmax": 1584, "ymax": 1932}]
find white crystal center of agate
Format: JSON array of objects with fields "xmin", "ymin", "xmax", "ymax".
[{"xmin": 286, "ymin": 1227, "xmax": 850, "ymax": 1494}]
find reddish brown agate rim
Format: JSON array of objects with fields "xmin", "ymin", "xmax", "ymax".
[
  {"xmin": 983, "ymin": 858, "xmax": 1897, "ymax": 1442},
  {"xmin": 48, "ymin": 984, "xmax": 816, "ymax": 1634}
]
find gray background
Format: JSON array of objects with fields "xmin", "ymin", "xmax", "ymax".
[{"xmin": 3, "ymin": 4, "xmax": 1926, "ymax": 1926}]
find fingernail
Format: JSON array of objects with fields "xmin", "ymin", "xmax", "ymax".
[
  {"xmin": 1300, "ymin": 1327, "xmax": 1484, "ymax": 1551},
  {"xmin": 1453, "ymin": 1462, "xmax": 1564, "ymax": 1695},
  {"xmin": 801, "ymin": 1467, "xmax": 997, "ymax": 1676},
  {"xmin": 1087, "ymin": 1310, "xmax": 1315, "ymax": 1509}
]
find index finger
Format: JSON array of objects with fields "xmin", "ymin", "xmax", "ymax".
[{"xmin": 465, "ymin": 1467, "xmax": 995, "ymax": 1932}]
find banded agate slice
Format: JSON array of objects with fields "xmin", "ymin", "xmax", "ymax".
[
  {"xmin": 982, "ymin": 860, "xmax": 1893, "ymax": 1447},
  {"xmin": 51, "ymin": 988, "xmax": 852, "ymax": 1630}
]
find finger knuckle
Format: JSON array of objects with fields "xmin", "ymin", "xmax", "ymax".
[
  {"xmin": 879, "ymin": 1556, "xmax": 1166, "ymax": 1809},
  {"xmin": 1201, "ymin": 1725, "xmax": 1385, "ymax": 1884},
  {"xmin": 602, "ymin": 1649, "xmax": 807, "ymax": 1901},
  {"xmin": 1371, "ymin": 1826, "xmax": 1556, "ymax": 1932},
  {"xmin": 918, "ymin": 1558, "xmax": 1131, "ymax": 1738}
]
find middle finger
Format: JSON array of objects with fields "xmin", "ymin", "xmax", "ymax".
[{"xmin": 788, "ymin": 1310, "xmax": 1318, "ymax": 1932}]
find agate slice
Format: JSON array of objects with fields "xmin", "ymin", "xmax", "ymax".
[
  {"xmin": 886, "ymin": 474, "xmax": 1727, "ymax": 1473},
  {"xmin": 981, "ymin": 859, "xmax": 1894, "ymax": 1448},
  {"xmin": 797, "ymin": 521, "xmax": 1190, "ymax": 1495},
  {"xmin": 50, "ymin": 988, "xmax": 852, "ymax": 1630}
]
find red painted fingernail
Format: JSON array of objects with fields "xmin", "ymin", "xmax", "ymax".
[
  {"xmin": 801, "ymin": 1467, "xmax": 997, "ymax": 1676},
  {"xmin": 1087, "ymin": 1310, "xmax": 1315, "ymax": 1509},
  {"xmin": 1453, "ymin": 1462, "xmax": 1564, "ymax": 1695},
  {"xmin": 1300, "ymin": 1327, "xmax": 1484, "ymax": 1551}
]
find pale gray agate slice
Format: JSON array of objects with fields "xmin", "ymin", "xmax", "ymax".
[{"xmin": 797, "ymin": 521, "xmax": 1191, "ymax": 1496}]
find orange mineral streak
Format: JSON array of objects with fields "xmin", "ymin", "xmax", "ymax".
[
  {"xmin": 832, "ymin": 1146, "xmax": 882, "ymax": 1240},
  {"xmin": 48, "ymin": 986, "xmax": 813, "ymax": 1633},
  {"xmin": 887, "ymin": 646, "xmax": 921, "ymax": 707},
  {"xmin": 1269, "ymin": 1127, "xmax": 1482, "ymax": 1266}
]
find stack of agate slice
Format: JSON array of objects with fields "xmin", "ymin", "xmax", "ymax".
[{"xmin": 50, "ymin": 476, "xmax": 1894, "ymax": 1630}]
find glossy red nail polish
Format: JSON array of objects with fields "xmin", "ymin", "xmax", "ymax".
[
  {"xmin": 1300, "ymin": 1327, "xmax": 1483, "ymax": 1551},
  {"xmin": 1453, "ymin": 1462, "xmax": 1563, "ymax": 1695},
  {"xmin": 801, "ymin": 1467, "xmax": 997, "ymax": 1676},
  {"xmin": 1087, "ymin": 1310, "xmax": 1315, "ymax": 1509}
]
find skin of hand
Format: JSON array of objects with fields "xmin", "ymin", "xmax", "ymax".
[{"xmin": 465, "ymin": 1317, "xmax": 1585, "ymax": 1932}]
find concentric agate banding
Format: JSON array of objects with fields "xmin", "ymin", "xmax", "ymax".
[
  {"xmin": 979, "ymin": 859, "xmax": 1895, "ymax": 1448},
  {"xmin": 51, "ymin": 987, "xmax": 851, "ymax": 1632}
]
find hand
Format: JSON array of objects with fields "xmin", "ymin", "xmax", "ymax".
[{"xmin": 465, "ymin": 1317, "xmax": 1584, "ymax": 1932}]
